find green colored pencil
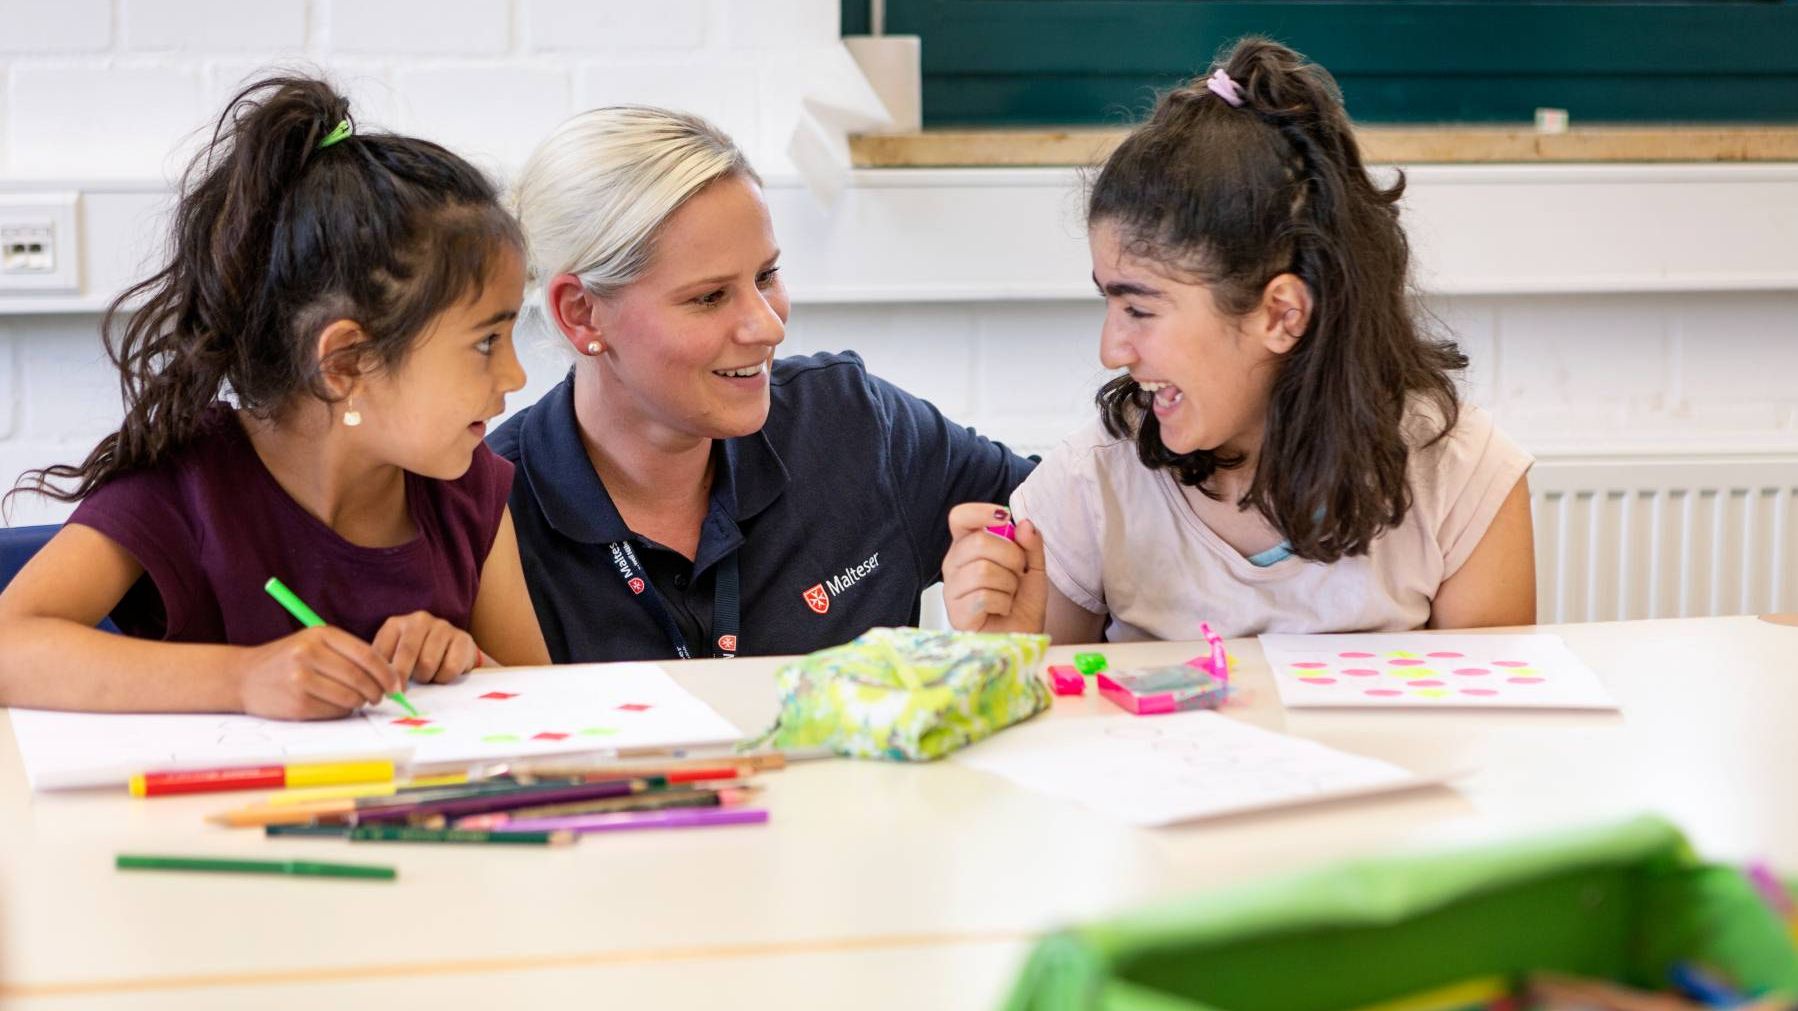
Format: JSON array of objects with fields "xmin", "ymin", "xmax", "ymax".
[
  {"xmin": 348, "ymin": 825, "xmax": 574, "ymax": 846},
  {"xmin": 263, "ymin": 577, "xmax": 419, "ymax": 717},
  {"xmin": 265, "ymin": 824, "xmax": 351, "ymax": 838},
  {"xmin": 116, "ymin": 853, "xmax": 396, "ymax": 880}
]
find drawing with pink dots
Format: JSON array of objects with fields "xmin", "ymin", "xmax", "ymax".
[{"xmin": 1259, "ymin": 634, "xmax": 1617, "ymax": 710}]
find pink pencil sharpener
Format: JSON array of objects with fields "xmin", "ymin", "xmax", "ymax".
[{"xmin": 1097, "ymin": 665, "xmax": 1228, "ymax": 715}]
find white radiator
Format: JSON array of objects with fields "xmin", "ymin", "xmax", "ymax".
[{"xmin": 1529, "ymin": 455, "xmax": 1798, "ymax": 623}]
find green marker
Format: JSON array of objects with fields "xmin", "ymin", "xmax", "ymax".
[
  {"xmin": 116, "ymin": 854, "xmax": 396, "ymax": 880},
  {"xmin": 263, "ymin": 577, "xmax": 419, "ymax": 717}
]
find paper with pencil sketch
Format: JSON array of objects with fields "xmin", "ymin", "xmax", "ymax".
[
  {"xmin": 952, "ymin": 711, "xmax": 1429, "ymax": 827},
  {"xmin": 6, "ymin": 663, "xmax": 742, "ymax": 791}
]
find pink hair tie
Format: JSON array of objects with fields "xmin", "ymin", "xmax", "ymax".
[{"xmin": 1206, "ymin": 68, "xmax": 1244, "ymax": 108}]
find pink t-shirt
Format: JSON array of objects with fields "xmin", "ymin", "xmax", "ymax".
[{"xmin": 1010, "ymin": 403, "xmax": 1532, "ymax": 642}]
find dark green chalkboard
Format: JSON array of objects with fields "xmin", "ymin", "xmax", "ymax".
[{"xmin": 843, "ymin": 1, "xmax": 1798, "ymax": 125}]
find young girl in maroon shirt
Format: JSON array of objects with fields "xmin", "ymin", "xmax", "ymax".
[{"xmin": 0, "ymin": 74, "xmax": 549, "ymax": 719}]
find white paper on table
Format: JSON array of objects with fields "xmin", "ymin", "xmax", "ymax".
[
  {"xmin": 7, "ymin": 663, "xmax": 742, "ymax": 791},
  {"xmin": 952, "ymin": 710, "xmax": 1431, "ymax": 827},
  {"xmin": 1259, "ymin": 633, "xmax": 1618, "ymax": 710}
]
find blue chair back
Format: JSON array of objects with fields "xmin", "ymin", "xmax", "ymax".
[{"xmin": 0, "ymin": 524, "xmax": 58, "ymax": 594}]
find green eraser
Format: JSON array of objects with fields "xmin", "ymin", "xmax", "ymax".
[{"xmin": 1073, "ymin": 652, "xmax": 1108, "ymax": 675}]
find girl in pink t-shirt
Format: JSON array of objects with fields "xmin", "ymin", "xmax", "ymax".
[
  {"xmin": 942, "ymin": 38, "xmax": 1536, "ymax": 643},
  {"xmin": 0, "ymin": 75, "xmax": 550, "ymax": 717}
]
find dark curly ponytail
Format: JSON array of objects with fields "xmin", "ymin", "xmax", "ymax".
[
  {"xmin": 1090, "ymin": 36, "xmax": 1467, "ymax": 564},
  {"xmin": 9, "ymin": 73, "xmax": 520, "ymax": 507}
]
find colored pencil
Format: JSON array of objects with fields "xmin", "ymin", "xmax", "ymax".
[
  {"xmin": 517, "ymin": 752, "xmax": 790, "ymax": 780},
  {"xmin": 498, "ymin": 807, "xmax": 769, "ymax": 834},
  {"xmin": 345, "ymin": 825, "xmax": 575, "ymax": 846},
  {"xmin": 265, "ymin": 824, "xmax": 352, "ymax": 838},
  {"xmin": 130, "ymin": 759, "xmax": 394, "ymax": 798},
  {"xmin": 524, "ymin": 764, "xmax": 747, "ymax": 787},
  {"xmin": 451, "ymin": 786, "xmax": 759, "ymax": 829},
  {"xmin": 116, "ymin": 854, "xmax": 395, "ymax": 880},
  {"xmin": 264, "ymin": 576, "xmax": 418, "ymax": 717},
  {"xmin": 210, "ymin": 779, "xmax": 579, "ymax": 828},
  {"xmin": 351, "ymin": 777, "xmax": 667, "ymax": 825},
  {"xmin": 263, "ymin": 771, "xmax": 475, "ymax": 807}
]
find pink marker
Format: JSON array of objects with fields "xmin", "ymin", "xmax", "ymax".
[
  {"xmin": 985, "ymin": 507, "xmax": 1017, "ymax": 542},
  {"xmin": 1184, "ymin": 621, "xmax": 1230, "ymax": 683}
]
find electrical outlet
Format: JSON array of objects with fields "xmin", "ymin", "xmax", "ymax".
[{"xmin": 0, "ymin": 192, "xmax": 81, "ymax": 293}]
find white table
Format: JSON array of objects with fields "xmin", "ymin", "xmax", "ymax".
[{"xmin": 3, "ymin": 616, "xmax": 1795, "ymax": 1009}]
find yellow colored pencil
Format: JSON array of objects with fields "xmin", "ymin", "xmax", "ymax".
[{"xmin": 265, "ymin": 772, "xmax": 470, "ymax": 807}]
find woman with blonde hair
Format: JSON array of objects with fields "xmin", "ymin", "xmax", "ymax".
[{"xmin": 492, "ymin": 107, "xmax": 1034, "ymax": 662}]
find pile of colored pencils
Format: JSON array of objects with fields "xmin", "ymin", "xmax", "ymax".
[{"xmin": 206, "ymin": 754, "xmax": 784, "ymax": 847}]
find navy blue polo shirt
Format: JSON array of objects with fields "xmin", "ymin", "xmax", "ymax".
[{"xmin": 488, "ymin": 352, "xmax": 1036, "ymax": 663}]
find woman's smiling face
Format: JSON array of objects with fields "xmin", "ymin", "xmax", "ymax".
[{"xmin": 591, "ymin": 172, "xmax": 788, "ymax": 442}]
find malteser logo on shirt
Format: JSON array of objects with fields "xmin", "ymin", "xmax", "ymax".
[{"xmin": 801, "ymin": 552, "xmax": 881, "ymax": 616}]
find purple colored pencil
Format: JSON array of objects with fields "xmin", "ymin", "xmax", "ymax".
[
  {"xmin": 353, "ymin": 778, "xmax": 658, "ymax": 824},
  {"xmin": 498, "ymin": 807, "xmax": 769, "ymax": 834}
]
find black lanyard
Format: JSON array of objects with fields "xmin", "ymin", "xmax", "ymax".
[{"xmin": 606, "ymin": 541, "xmax": 741, "ymax": 659}]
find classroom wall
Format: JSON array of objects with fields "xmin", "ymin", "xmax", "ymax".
[
  {"xmin": 3, "ymin": 0, "xmax": 1798, "ymax": 620},
  {"xmin": 0, "ymin": 0, "xmax": 835, "ymax": 179}
]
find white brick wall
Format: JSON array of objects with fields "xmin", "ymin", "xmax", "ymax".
[
  {"xmin": 0, "ymin": 326, "xmax": 14, "ymax": 441},
  {"xmin": 722, "ymin": 0, "xmax": 839, "ymax": 49},
  {"xmin": 392, "ymin": 63, "xmax": 571, "ymax": 169},
  {"xmin": 325, "ymin": 0, "xmax": 511, "ymax": 56},
  {"xmin": 0, "ymin": 1, "xmax": 112, "ymax": 54},
  {"xmin": 1, "ymin": 0, "xmax": 843, "ymax": 177},
  {"xmin": 8, "ymin": 63, "xmax": 204, "ymax": 177},
  {"xmin": 124, "ymin": 0, "xmax": 309, "ymax": 52},
  {"xmin": 524, "ymin": 0, "xmax": 713, "ymax": 52}
]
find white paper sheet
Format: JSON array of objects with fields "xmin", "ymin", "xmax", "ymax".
[
  {"xmin": 1259, "ymin": 633, "xmax": 1618, "ymax": 710},
  {"xmin": 952, "ymin": 711, "xmax": 1428, "ymax": 827},
  {"xmin": 7, "ymin": 663, "xmax": 743, "ymax": 790}
]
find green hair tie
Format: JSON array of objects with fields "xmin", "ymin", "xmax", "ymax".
[{"xmin": 317, "ymin": 119, "xmax": 352, "ymax": 150}]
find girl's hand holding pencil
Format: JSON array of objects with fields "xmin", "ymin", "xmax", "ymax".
[
  {"xmin": 372, "ymin": 611, "xmax": 481, "ymax": 685},
  {"xmin": 236, "ymin": 626, "xmax": 404, "ymax": 721}
]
